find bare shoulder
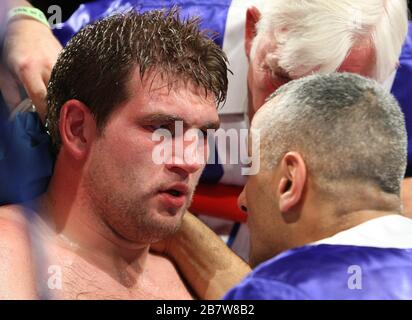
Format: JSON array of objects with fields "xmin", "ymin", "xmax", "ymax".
[
  {"xmin": 0, "ymin": 204, "xmax": 34, "ymax": 245},
  {"xmin": 0, "ymin": 203, "xmax": 32, "ymax": 225},
  {"xmin": 0, "ymin": 204, "xmax": 38, "ymax": 299}
]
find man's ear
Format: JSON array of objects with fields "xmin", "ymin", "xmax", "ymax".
[
  {"xmin": 59, "ymin": 99, "xmax": 96, "ymax": 160},
  {"xmin": 245, "ymin": 6, "xmax": 261, "ymax": 60},
  {"xmin": 277, "ymin": 152, "xmax": 307, "ymax": 213}
]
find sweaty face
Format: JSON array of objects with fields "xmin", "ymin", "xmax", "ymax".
[{"xmin": 84, "ymin": 72, "xmax": 219, "ymax": 244}]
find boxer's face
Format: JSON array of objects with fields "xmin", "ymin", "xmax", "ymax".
[{"xmin": 84, "ymin": 71, "xmax": 219, "ymax": 244}]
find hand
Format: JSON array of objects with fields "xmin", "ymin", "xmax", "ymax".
[{"xmin": 1, "ymin": 17, "xmax": 62, "ymax": 122}]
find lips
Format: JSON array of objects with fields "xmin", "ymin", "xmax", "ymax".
[
  {"xmin": 158, "ymin": 183, "xmax": 189, "ymax": 209},
  {"xmin": 162, "ymin": 183, "xmax": 189, "ymax": 197}
]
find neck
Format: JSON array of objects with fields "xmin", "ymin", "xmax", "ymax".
[
  {"xmin": 36, "ymin": 158, "xmax": 150, "ymax": 282},
  {"xmin": 303, "ymin": 184, "xmax": 402, "ymax": 244},
  {"xmin": 322, "ymin": 209, "xmax": 400, "ymax": 237}
]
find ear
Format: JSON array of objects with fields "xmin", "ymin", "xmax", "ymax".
[
  {"xmin": 277, "ymin": 152, "xmax": 307, "ymax": 213},
  {"xmin": 245, "ymin": 6, "xmax": 261, "ymax": 60},
  {"xmin": 59, "ymin": 99, "xmax": 96, "ymax": 160}
]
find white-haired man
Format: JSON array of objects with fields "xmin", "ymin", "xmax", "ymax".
[
  {"xmin": 229, "ymin": 0, "xmax": 411, "ymax": 258},
  {"xmin": 162, "ymin": 73, "xmax": 412, "ymax": 300},
  {"xmin": 246, "ymin": 0, "xmax": 408, "ymax": 118}
]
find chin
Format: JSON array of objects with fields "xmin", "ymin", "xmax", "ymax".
[
  {"xmin": 110, "ymin": 208, "xmax": 184, "ymax": 244},
  {"xmin": 127, "ymin": 218, "xmax": 182, "ymax": 244},
  {"xmin": 249, "ymin": 252, "xmax": 272, "ymax": 268},
  {"xmin": 151, "ymin": 209, "xmax": 184, "ymax": 232},
  {"xmin": 155, "ymin": 205, "xmax": 186, "ymax": 221},
  {"xmin": 249, "ymin": 243, "xmax": 272, "ymax": 268},
  {"xmin": 248, "ymin": 254, "xmax": 259, "ymax": 268}
]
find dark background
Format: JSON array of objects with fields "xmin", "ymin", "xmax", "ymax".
[{"xmin": 31, "ymin": 0, "xmax": 95, "ymax": 21}]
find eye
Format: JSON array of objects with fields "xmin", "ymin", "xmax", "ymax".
[
  {"xmin": 152, "ymin": 124, "xmax": 166, "ymax": 131},
  {"xmin": 275, "ymin": 73, "xmax": 291, "ymax": 83},
  {"xmin": 144, "ymin": 124, "xmax": 176, "ymax": 136},
  {"xmin": 271, "ymin": 67, "xmax": 291, "ymax": 83}
]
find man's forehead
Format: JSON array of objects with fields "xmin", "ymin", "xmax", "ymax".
[
  {"xmin": 148, "ymin": 90, "xmax": 218, "ymax": 123},
  {"xmin": 128, "ymin": 67, "xmax": 216, "ymax": 100},
  {"xmin": 126, "ymin": 69, "xmax": 220, "ymax": 127}
]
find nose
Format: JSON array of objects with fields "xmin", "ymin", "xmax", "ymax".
[
  {"xmin": 165, "ymin": 157, "xmax": 204, "ymax": 176},
  {"xmin": 238, "ymin": 187, "xmax": 248, "ymax": 213},
  {"xmin": 165, "ymin": 139, "xmax": 205, "ymax": 176}
]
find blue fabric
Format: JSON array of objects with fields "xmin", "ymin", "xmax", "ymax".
[
  {"xmin": 223, "ymin": 244, "xmax": 412, "ymax": 300},
  {"xmin": 200, "ymin": 145, "xmax": 224, "ymax": 184},
  {"xmin": 391, "ymin": 21, "xmax": 412, "ymax": 176},
  {"xmin": 53, "ymin": 0, "xmax": 232, "ymax": 47},
  {"xmin": 0, "ymin": 109, "xmax": 54, "ymax": 205}
]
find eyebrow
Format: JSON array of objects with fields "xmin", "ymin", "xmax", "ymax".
[{"xmin": 140, "ymin": 113, "xmax": 220, "ymax": 130}]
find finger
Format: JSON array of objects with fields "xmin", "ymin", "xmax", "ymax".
[
  {"xmin": 19, "ymin": 68, "xmax": 48, "ymax": 122},
  {"xmin": 0, "ymin": 66, "xmax": 22, "ymax": 109},
  {"xmin": 42, "ymin": 66, "xmax": 52, "ymax": 87}
]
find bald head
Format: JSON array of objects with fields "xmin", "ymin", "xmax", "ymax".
[{"xmin": 253, "ymin": 73, "xmax": 407, "ymax": 196}]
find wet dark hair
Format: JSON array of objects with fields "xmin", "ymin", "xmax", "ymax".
[{"xmin": 46, "ymin": 8, "xmax": 229, "ymax": 153}]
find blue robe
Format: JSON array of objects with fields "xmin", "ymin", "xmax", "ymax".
[{"xmin": 223, "ymin": 215, "xmax": 412, "ymax": 300}]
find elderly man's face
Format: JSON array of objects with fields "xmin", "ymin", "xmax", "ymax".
[
  {"xmin": 247, "ymin": 38, "xmax": 290, "ymax": 120},
  {"xmin": 247, "ymin": 35, "xmax": 375, "ymax": 119},
  {"xmin": 84, "ymin": 72, "xmax": 219, "ymax": 244}
]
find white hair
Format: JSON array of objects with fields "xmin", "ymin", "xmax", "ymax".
[{"xmin": 253, "ymin": 0, "xmax": 409, "ymax": 83}]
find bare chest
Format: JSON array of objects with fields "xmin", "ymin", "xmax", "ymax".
[{"xmin": 37, "ymin": 246, "xmax": 193, "ymax": 300}]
